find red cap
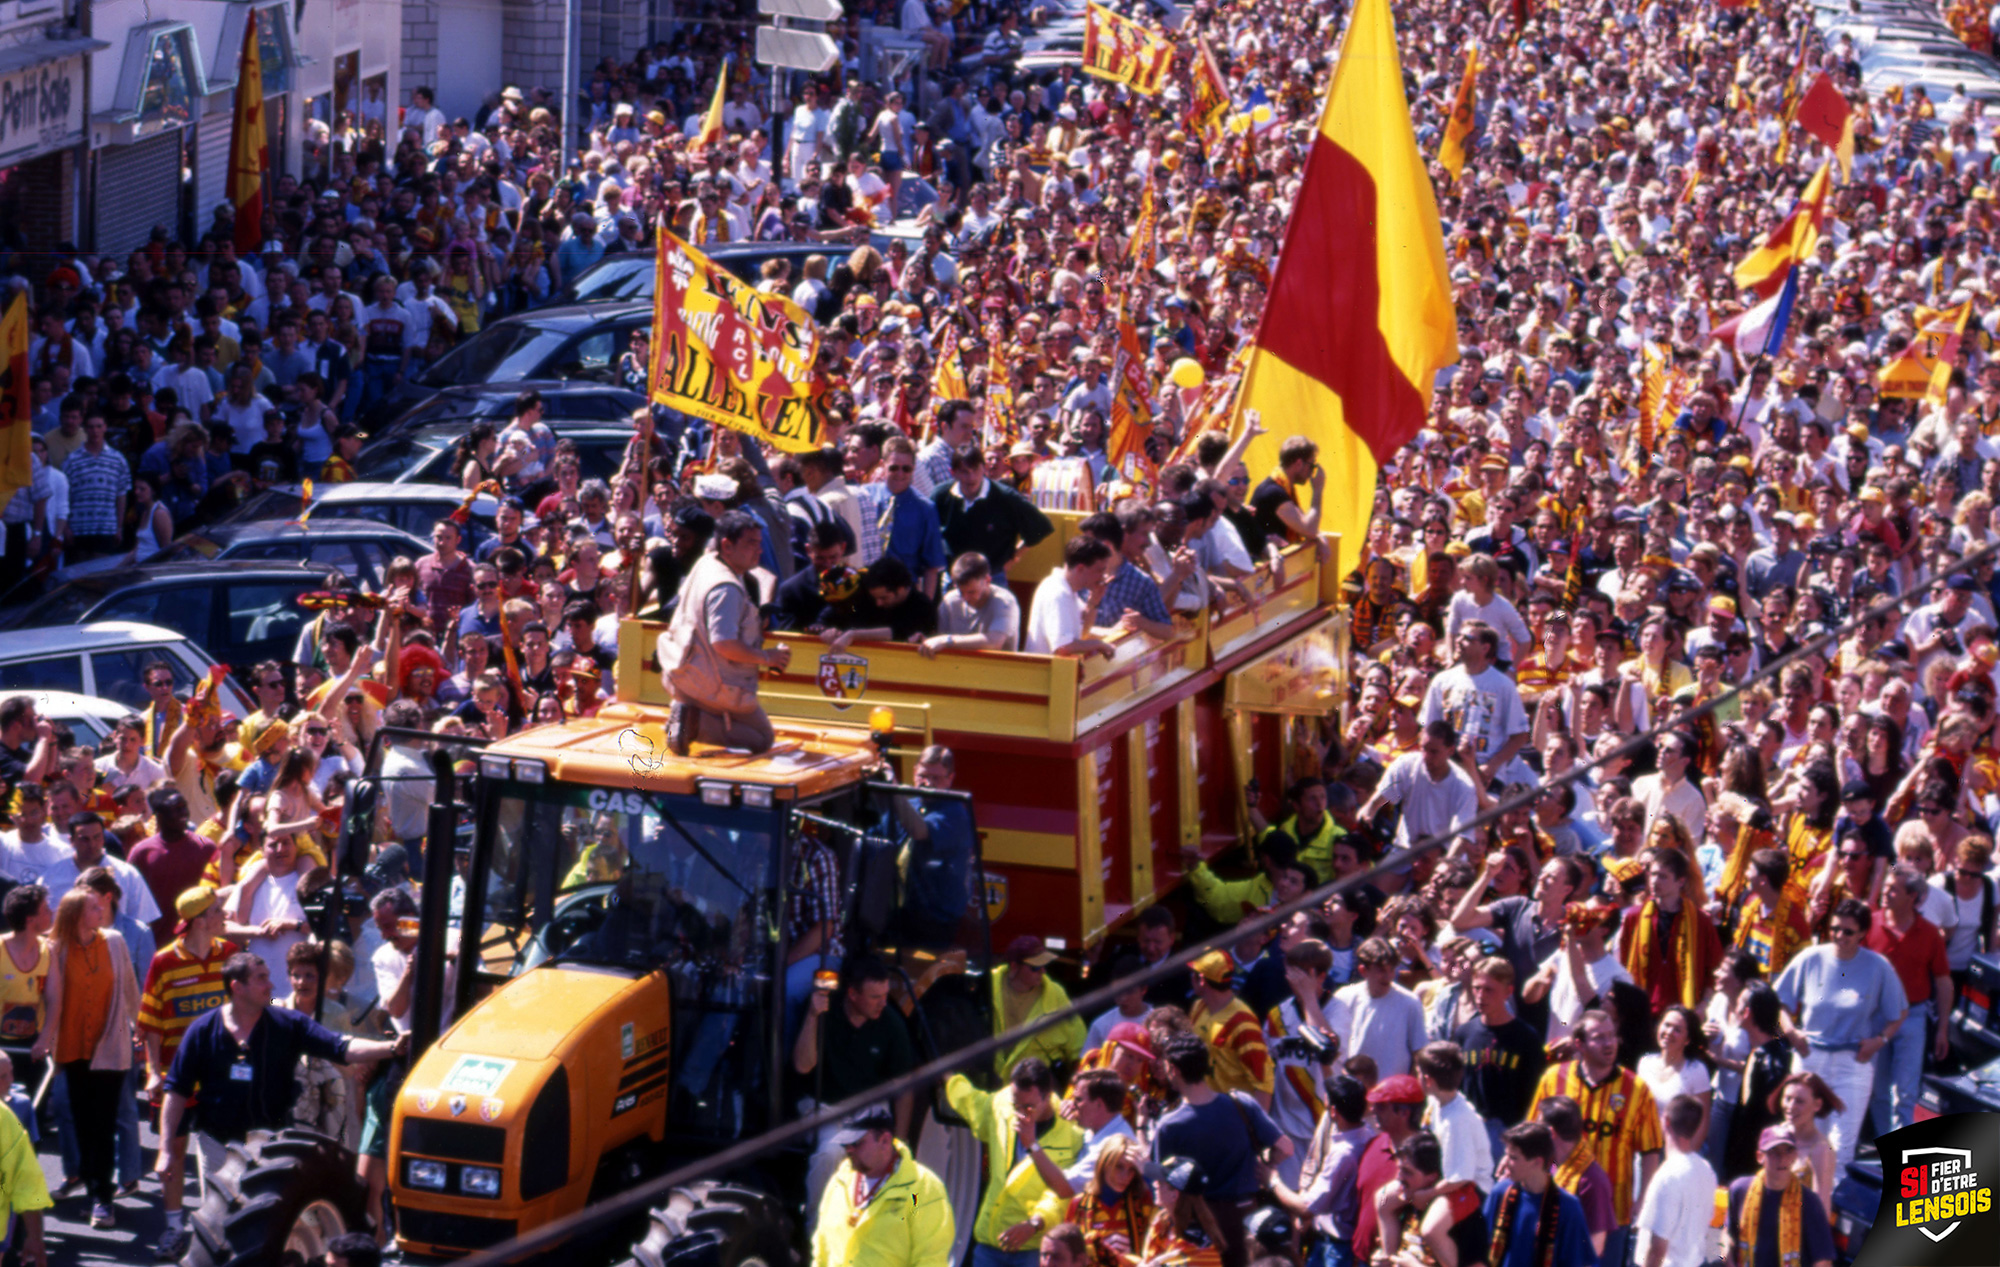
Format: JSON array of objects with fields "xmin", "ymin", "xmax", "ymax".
[
  {"xmin": 1106, "ymin": 1021, "xmax": 1153, "ymax": 1061},
  {"xmin": 1366, "ymin": 1074, "xmax": 1426, "ymax": 1105}
]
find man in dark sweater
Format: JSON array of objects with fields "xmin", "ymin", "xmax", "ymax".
[
  {"xmin": 1452, "ymin": 955, "xmax": 1546, "ymax": 1150},
  {"xmin": 933, "ymin": 444, "xmax": 1054, "ymax": 587}
]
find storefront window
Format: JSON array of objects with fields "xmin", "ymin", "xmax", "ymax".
[
  {"xmin": 136, "ymin": 28, "xmax": 198, "ymax": 133},
  {"xmin": 255, "ymin": 7, "xmax": 292, "ymax": 95}
]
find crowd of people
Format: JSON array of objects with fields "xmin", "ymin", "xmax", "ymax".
[{"xmin": 2, "ymin": 0, "xmax": 2000, "ymax": 1258}]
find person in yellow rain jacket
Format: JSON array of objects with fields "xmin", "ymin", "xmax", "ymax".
[
  {"xmin": 991, "ymin": 935, "xmax": 1087, "ymax": 1078},
  {"xmin": 946, "ymin": 1057, "xmax": 1084, "ymax": 1267},
  {"xmin": 812, "ymin": 1103, "xmax": 955, "ymax": 1267},
  {"xmin": 1185, "ymin": 835, "xmax": 1309, "ymax": 926}
]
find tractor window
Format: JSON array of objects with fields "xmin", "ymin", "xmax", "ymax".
[{"xmin": 484, "ymin": 785, "xmax": 782, "ymax": 1136}]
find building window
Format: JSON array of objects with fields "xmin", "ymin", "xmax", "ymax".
[
  {"xmin": 136, "ymin": 27, "xmax": 199, "ymax": 132},
  {"xmin": 255, "ymin": 6, "xmax": 293, "ymax": 96}
]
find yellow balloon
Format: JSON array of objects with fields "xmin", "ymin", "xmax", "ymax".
[
  {"xmin": 1169, "ymin": 358, "xmax": 1206, "ymax": 390},
  {"xmin": 1251, "ymin": 104, "xmax": 1273, "ymax": 124},
  {"xmin": 1228, "ymin": 113, "xmax": 1252, "ymax": 134}
]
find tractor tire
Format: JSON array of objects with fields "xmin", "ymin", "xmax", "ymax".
[
  {"xmin": 617, "ymin": 1180, "xmax": 803, "ymax": 1267},
  {"xmin": 182, "ymin": 1128, "xmax": 372, "ymax": 1267}
]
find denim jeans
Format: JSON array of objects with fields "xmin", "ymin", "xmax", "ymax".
[
  {"xmin": 1871, "ymin": 1000, "xmax": 1933, "ymax": 1138},
  {"xmin": 1705, "ymin": 1097, "xmax": 1736, "ymax": 1174},
  {"xmin": 1306, "ymin": 1239, "xmax": 1355, "ymax": 1267},
  {"xmin": 972, "ymin": 1245, "xmax": 1040, "ymax": 1267}
]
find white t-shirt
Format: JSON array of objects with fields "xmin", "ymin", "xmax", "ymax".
[
  {"xmin": 1024, "ymin": 571, "xmax": 1087, "ymax": 654},
  {"xmin": 1376, "ymin": 752, "xmax": 1478, "ymax": 849},
  {"xmin": 1636, "ymin": 1147, "xmax": 1719, "ymax": 1267},
  {"xmin": 1549, "ymin": 950, "xmax": 1634, "ymax": 1042},
  {"xmin": 0, "ymin": 833, "xmax": 70, "ymax": 885},
  {"xmin": 1444, "ymin": 591, "xmax": 1532, "ymax": 657},
  {"xmin": 1930, "ymin": 872, "xmax": 1992, "ymax": 972},
  {"xmin": 374, "ymin": 940, "xmax": 413, "ymax": 1033},
  {"xmin": 1429, "ymin": 1092, "xmax": 1495, "ymax": 1193},
  {"xmin": 1324, "ymin": 982, "xmax": 1428, "ymax": 1077},
  {"xmin": 95, "ymin": 751, "xmax": 168, "ymax": 795},
  {"xmin": 246, "ymin": 869, "xmax": 306, "ymax": 974},
  {"xmin": 1636, "ymin": 1053, "xmax": 1712, "ymax": 1124},
  {"xmin": 39, "ymin": 851, "xmax": 162, "ymax": 926},
  {"xmin": 1420, "ymin": 663, "xmax": 1530, "ymax": 779}
]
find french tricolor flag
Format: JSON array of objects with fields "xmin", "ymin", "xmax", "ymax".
[{"xmin": 1709, "ymin": 265, "xmax": 1801, "ymax": 361}]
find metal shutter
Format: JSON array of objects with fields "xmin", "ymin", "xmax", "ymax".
[
  {"xmin": 94, "ymin": 130, "xmax": 181, "ymax": 256},
  {"xmin": 195, "ymin": 115, "xmax": 231, "ymax": 223}
]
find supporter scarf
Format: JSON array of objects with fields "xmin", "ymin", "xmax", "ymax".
[
  {"xmin": 1553, "ymin": 1136, "xmax": 1595, "ymax": 1196},
  {"xmin": 1621, "ymin": 900, "xmax": 1705, "ymax": 1007},
  {"xmin": 1740, "ymin": 1177, "xmax": 1803, "ymax": 1267},
  {"xmin": 1488, "ymin": 1179, "xmax": 1562, "ymax": 1267}
]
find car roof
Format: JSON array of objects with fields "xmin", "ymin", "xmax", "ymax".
[
  {"xmin": 199, "ymin": 519, "xmax": 431, "ymax": 545},
  {"xmin": 33, "ymin": 691, "xmax": 131, "ymax": 722},
  {"xmin": 395, "ymin": 419, "xmax": 636, "ymax": 447},
  {"xmin": 423, "ymin": 380, "xmax": 642, "ymax": 401},
  {"xmin": 310, "ymin": 481, "xmax": 485, "ymax": 504},
  {"xmin": 483, "ymin": 301, "xmax": 651, "ymax": 330},
  {"xmin": 0, "ymin": 620, "xmax": 207, "ymax": 656}
]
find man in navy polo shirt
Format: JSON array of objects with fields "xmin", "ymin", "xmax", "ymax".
[{"xmin": 157, "ymin": 953, "xmax": 404, "ymax": 1157}]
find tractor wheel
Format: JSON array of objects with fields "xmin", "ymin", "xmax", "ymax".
[
  {"xmin": 182, "ymin": 1128, "xmax": 372, "ymax": 1267},
  {"xmin": 617, "ymin": 1180, "xmax": 803, "ymax": 1267}
]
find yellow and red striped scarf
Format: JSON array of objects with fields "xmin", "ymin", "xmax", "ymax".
[
  {"xmin": 1740, "ymin": 1176, "xmax": 1804, "ymax": 1266},
  {"xmin": 1621, "ymin": 900, "xmax": 1707, "ymax": 1008}
]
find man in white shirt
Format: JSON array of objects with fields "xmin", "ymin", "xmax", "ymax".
[
  {"xmin": 1023, "ymin": 537, "xmax": 1120, "ymax": 657},
  {"xmin": 1631, "ymin": 730, "xmax": 1708, "ymax": 844},
  {"xmin": 1359, "ymin": 721, "xmax": 1479, "ymax": 851},
  {"xmin": 785, "ymin": 84, "xmax": 831, "ymax": 182},
  {"xmin": 1324, "ymin": 937, "xmax": 1429, "ymax": 1077},
  {"xmin": 1421, "ymin": 621, "xmax": 1531, "ymax": 787},
  {"xmin": 1635, "ymin": 1094, "xmax": 1717, "ymax": 1267},
  {"xmin": 1416, "ymin": 1040, "xmax": 1495, "ymax": 1195},
  {"xmin": 95, "ymin": 716, "xmax": 168, "ymax": 796},
  {"xmin": 409, "ymin": 87, "xmax": 447, "ymax": 146},
  {"xmin": 40, "ymin": 811, "xmax": 163, "ymax": 927}
]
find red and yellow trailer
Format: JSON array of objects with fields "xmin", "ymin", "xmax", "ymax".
[{"xmin": 618, "ymin": 521, "xmax": 1347, "ymax": 950}]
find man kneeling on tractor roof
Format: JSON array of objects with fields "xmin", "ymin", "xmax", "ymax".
[{"xmin": 658, "ymin": 510, "xmax": 793, "ymax": 755}]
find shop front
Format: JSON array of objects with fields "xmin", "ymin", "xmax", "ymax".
[{"xmin": 0, "ymin": 38, "xmax": 99, "ymax": 254}]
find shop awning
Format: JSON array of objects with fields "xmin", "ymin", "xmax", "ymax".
[{"xmin": 0, "ymin": 34, "xmax": 108, "ymax": 77}]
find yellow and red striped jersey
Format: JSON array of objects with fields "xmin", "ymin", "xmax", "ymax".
[
  {"xmin": 1528, "ymin": 1060, "xmax": 1663, "ymax": 1223},
  {"xmin": 1191, "ymin": 996, "xmax": 1274, "ymax": 1097},
  {"xmin": 138, "ymin": 939, "xmax": 240, "ymax": 1062}
]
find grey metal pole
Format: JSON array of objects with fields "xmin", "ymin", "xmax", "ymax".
[{"xmin": 559, "ymin": 0, "xmax": 576, "ymax": 173}]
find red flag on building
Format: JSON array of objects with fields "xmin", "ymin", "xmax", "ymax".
[
  {"xmin": 0, "ymin": 293, "xmax": 29, "ymax": 517},
  {"xmin": 228, "ymin": 11, "xmax": 269, "ymax": 256}
]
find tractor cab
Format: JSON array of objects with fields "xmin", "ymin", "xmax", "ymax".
[{"xmin": 388, "ymin": 709, "xmax": 993, "ymax": 1256}]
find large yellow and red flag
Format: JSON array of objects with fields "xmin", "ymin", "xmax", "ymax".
[
  {"xmin": 1108, "ymin": 302, "xmax": 1154, "ymax": 478},
  {"xmin": 1230, "ymin": 0, "xmax": 1456, "ymax": 563},
  {"xmin": 228, "ymin": 10, "xmax": 269, "ymax": 256},
  {"xmin": 1879, "ymin": 301, "xmax": 1973, "ymax": 404},
  {"xmin": 693, "ymin": 58, "xmax": 729, "ymax": 153},
  {"xmin": 1438, "ymin": 47, "xmax": 1479, "ymax": 180},
  {"xmin": 0, "ymin": 293, "xmax": 29, "ymax": 517},
  {"xmin": 1083, "ymin": 4, "xmax": 1175, "ymax": 95},
  {"xmin": 1732, "ymin": 160, "xmax": 1831, "ymax": 298},
  {"xmin": 1186, "ymin": 39, "xmax": 1232, "ymax": 150}
]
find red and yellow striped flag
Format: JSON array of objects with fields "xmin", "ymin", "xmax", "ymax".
[
  {"xmin": 1732, "ymin": 160, "xmax": 1831, "ymax": 298},
  {"xmin": 985, "ymin": 326, "xmax": 1016, "ymax": 440},
  {"xmin": 1438, "ymin": 47, "xmax": 1479, "ymax": 180},
  {"xmin": 931, "ymin": 328, "xmax": 969, "ymax": 402},
  {"xmin": 228, "ymin": 10, "xmax": 269, "ymax": 255},
  {"xmin": 1108, "ymin": 302, "xmax": 1154, "ymax": 479},
  {"xmin": 1230, "ymin": 0, "xmax": 1456, "ymax": 561}
]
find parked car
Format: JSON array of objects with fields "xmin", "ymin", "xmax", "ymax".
[
  {"xmin": 350, "ymin": 421, "xmax": 641, "ymax": 489},
  {"xmin": 0, "ymin": 621, "xmax": 253, "ymax": 715},
  {"xmin": 152, "ymin": 519, "xmax": 430, "ymax": 589},
  {"xmin": 34, "ymin": 691, "xmax": 135, "ymax": 747},
  {"xmin": 215, "ymin": 482, "xmax": 512, "ymax": 550},
  {"xmin": 1, "ymin": 562, "xmax": 324, "ymax": 673},
  {"xmin": 551, "ymin": 213, "xmax": 949, "ymax": 307},
  {"xmin": 373, "ymin": 381, "xmax": 647, "ymax": 440},
  {"xmin": 360, "ymin": 303, "xmax": 654, "ymax": 424}
]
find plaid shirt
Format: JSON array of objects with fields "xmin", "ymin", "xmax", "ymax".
[
  {"xmin": 786, "ymin": 835, "xmax": 843, "ymax": 959},
  {"xmin": 854, "ymin": 481, "xmax": 890, "ymax": 566},
  {"xmin": 1096, "ymin": 559, "xmax": 1170, "ymax": 626},
  {"xmin": 65, "ymin": 446, "xmax": 131, "ymax": 537}
]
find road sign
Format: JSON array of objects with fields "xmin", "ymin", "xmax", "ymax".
[
  {"xmin": 756, "ymin": 26, "xmax": 841, "ymax": 73},
  {"xmin": 758, "ymin": 0, "xmax": 843, "ymax": 21}
]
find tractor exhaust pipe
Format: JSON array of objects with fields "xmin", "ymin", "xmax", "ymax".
[{"xmin": 411, "ymin": 749, "xmax": 459, "ymax": 1060}]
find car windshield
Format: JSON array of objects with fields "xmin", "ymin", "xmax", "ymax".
[
  {"xmin": 352, "ymin": 436, "xmax": 444, "ymax": 482},
  {"xmin": 227, "ymin": 489, "xmax": 305, "ymax": 523},
  {"xmin": 13, "ymin": 582, "xmax": 114, "ymax": 629},
  {"xmin": 566, "ymin": 258, "xmax": 653, "ymax": 304},
  {"xmin": 422, "ymin": 325, "xmax": 570, "ymax": 388}
]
